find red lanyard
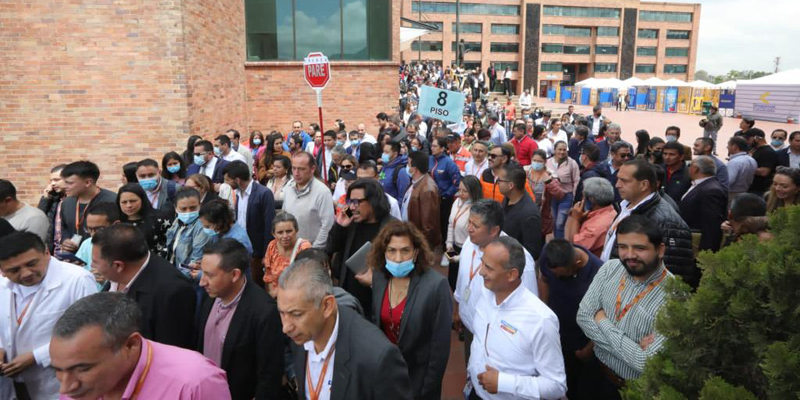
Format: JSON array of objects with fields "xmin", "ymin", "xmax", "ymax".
[
  {"xmin": 452, "ymin": 202, "xmax": 470, "ymax": 227},
  {"xmin": 130, "ymin": 341, "xmax": 154, "ymax": 400},
  {"xmin": 16, "ymin": 298, "xmax": 33, "ymax": 325},
  {"xmin": 430, "ymin": 158, "xmax": 439, "ymax": 178},
  {"xmin": 75, "ymin": 188, "xmax": 100, "ymax": 232},
  {"xmin": 614, "ymin": 269, "xmax": 667, "ymax": 322},
  {"xmin": 306, "ymin": 344, "xmax": 336, "ymax": 400},
  {"xmin": 469, "ymin": 250, "xmax": 479, "ymax": 284}
]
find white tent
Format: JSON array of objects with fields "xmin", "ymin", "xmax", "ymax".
[
  {"xmin": 622, "ymin": 77, "xmax": 645, "ymax": 87},
  {"xmin": 689, "ymin": 80, "xmax": 716, "ymax": 88},
  {"xmin": 400, "ymin": 27, "xmax": 433, "ymax": 51},
  {"xmin": 663, "ymin": 78, "xmax": 688, "ymax": 87},
  {"xmin": 715, "ymin": 80, "xmax": 739, "ymax": 90},
  {"xmin": 735, "ymin": 69, "xmax": 800, "ymax": 122},
  {"xmin": 575, "ymin": 78, "xmax": 597, "ymax": 87},
  {"xmin": 643, "ymin": 77, "xmax": 666, "ymax": 86}
]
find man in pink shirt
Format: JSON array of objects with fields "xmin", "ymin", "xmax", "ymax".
[
  {"xmin": 564, "ymin": 177, "xmax": 618, "ymax": 257},
  {"xmin": 510, "ymin": 122, "xmax": 538, "ymax": 166},
  {"xmin": 50, "ymin": 292, "xmax": 231, "ymax": 400}
]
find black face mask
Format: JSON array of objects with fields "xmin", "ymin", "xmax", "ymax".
[{"xmin": 652, "ymin": 150, "xmax": 663, "ymax": 157}]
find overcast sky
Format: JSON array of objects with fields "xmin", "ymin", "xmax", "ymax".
[{"xmin": 668, "ymin": 0, "xmax": 799, "ymax": 75}]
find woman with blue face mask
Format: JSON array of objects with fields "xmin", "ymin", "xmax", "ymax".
[
  {"xmin": 161, "ymin": 151, "xmax": 186, "ymax": 185},
  {"xmin": 199, "ymin": 199, "xmax": 253, "ymax": 257},
  {"xmin": 526, "ymin": 149, "xmax": 566, "ymax": 240},
  {"xmin": 357, "ymin": 221, "xmax": 453, "ymax": 400},
  {"xmin": 165, "ymin": 187, "xmax": 211, "ymax": 279},
  {"xmin": 116, "ymin": 183, "xmax": 171, "ymax": 258}
]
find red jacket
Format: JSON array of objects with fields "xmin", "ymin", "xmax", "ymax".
[{"xmin": 511, "ymin": 135, "xmax": 538, "ymax": 166}]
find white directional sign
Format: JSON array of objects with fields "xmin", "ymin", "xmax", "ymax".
[{"xmin": 418, "ymin": 85, "xmax": 466, "ymax": 123}]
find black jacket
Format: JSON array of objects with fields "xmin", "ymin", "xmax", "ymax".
[
  {"xmin": 102, "ymin": 254, "xmax": 196, "ymax": 349},
  {"xmin": 37, "ymin": 193, "xmax": 64, "ymax": 252},
  {"xmin": 236, "ymin": 181, "xmax": 275, "ymax": 259},
  {"xmin": 679, "ymin": 178, "xmax": 727, "ymax": 253},
  {"xmin": 611, "ymin": 193, "xmax": 697, "ymax": 287},
  {"xmin": 292, "ymin": 306, "xmax": 412, "ymax": 400},
  {"xmin": 664, "ymin": 164, "xmax": 692, "ymax": 203},
  {"xmin": 574, "ymin": 163, "xmax": 610, "ymax": 203},
  {"xmin": 197, "ymin": 281, "xmax": 284, "ymax": 400},
  {"xmin": 597, "ymin": 162, "xmax": 622, "ymax": 203}
]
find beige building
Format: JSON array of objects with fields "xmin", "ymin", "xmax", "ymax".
[{"xmin": 401, "ymin": 0, "xmax": 700, "ymax": 95}]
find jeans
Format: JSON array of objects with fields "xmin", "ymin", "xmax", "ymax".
[
  {"xmin": 704, "ymin": 129, "xmax": 719, "ymax": 154},
  {"xmin": 552, "ymin": 192, "xmax": 573, "ymax": 239}
]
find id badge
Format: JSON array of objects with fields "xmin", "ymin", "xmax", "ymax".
[
  {"xmin": 463, "ymin": 287, "xmax": 471, "ymax": 303},
  {"xmin": 463, "ymin": 379, "xmax": 474, "ymax": 400}
]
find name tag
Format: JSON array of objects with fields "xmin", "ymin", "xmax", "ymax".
[{"xmin": 500, "ymin": 319, "xmax": 518, "ymax": 335}]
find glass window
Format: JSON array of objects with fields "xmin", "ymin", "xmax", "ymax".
[
  {"xmin": 665, "ymin": 47, "xmax": 689, "ymax": 57},
  {"xmin": 638, "ymin": 29, "xmax": 658, "ymax": 39},
  {"xmin": 543, "ymin": 25, "xmax": 591, "ymax": 36},
  {"xmin": 491, "ymin": 24, "xmax": 520, "ymax": 35},
  {"xmin": 542, "ymin": 43, "xmax": 563, "ymax": 53},
  {"xmin": 596, "ymin": 45, "xmax": 618, "ymax": 55},
  {"xmin": 635, "ymin": 64, "xmax": 656, "ymax": 73},
  {"xmin": 597, "ymin": 26, "xmax": 619, "ymax": 36},
  {"xmin": 541, "ymin": 62, "xmax": 563, "ymax": 72},
  {"xmin": 245, "ymin": 0, "xmax": 390, "ymax": 61},
  {"xmin": 412, "ymin": 2, "xmax": 519, "ymax": 15},
  {"xmin": 452, "ymin": 22, "xmax": 482, "ymax": 34},
  {"xmin": 543, "ymin": 6, "xmax": 620, "ymax": 18},
  {"xmin": 640, "ymin": 11, "xmax": 692, "ymax": 22},
  {"xmin": 490, "ymin": 42, "xmax": 519, "ymax": 53},
  {"xmin": 664, "ymin": 64, "xmax": 688, "ymax": 74},
  {"xmin": 666, "ymin": 30, "xmax": 691, "ymax": 40},
  {"xmin": 579, "ymin": 64, "xmax": 588, "ymax": 73},
  {"xmin": 637, "ymin": 47, "xmax": 657, "ymax": 56},
  {"xmin": 410, "ymin": 41, "xmax": 443, "ymax": 52},
  {"xmin": 451, "ymin": 41, "xmax": 482, "ymax": 52},
  {"xmin": 463, "ymin": 61, "xmax": 481, "ymax": 70},
  {"xmin": 493, "ymin": 62, "xmax": 519, "ymax": 71},
  {"xmin": 595, "ymin": 63, "xmax": 617, "ymax": 73},
  {"xmin": 422, "ymin": 21, "xmax": 443, "ymax": 31},
  {"xmin": 564, "ymin": 45, "xmax": 591, "ymax": 55}
]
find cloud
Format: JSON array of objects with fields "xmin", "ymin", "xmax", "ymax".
[{"xmin": 669, "ymin": 0, "xmax": 800, "ymax": 75}]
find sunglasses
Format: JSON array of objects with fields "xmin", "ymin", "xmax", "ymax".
[{"xmin": 620, "ymin": 153, "xmax": 633, "ymax": 159}]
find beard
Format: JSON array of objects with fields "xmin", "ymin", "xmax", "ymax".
[{"xmin": 621, "ymin": 255, "xmax": 661, "ymax": 278}]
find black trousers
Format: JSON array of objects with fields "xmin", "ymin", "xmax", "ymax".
[
  {"xmin": 447, "ymin": 244, "xmax": 462, "ymax": 292},
  {"xmin": 503, "ymin": 78, "xmax": 512, "ymax": 96},
  {"xmin": 578, "ymin": 358, "xmax": 624, "ymax": 400}
]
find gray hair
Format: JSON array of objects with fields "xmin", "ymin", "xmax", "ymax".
[
  {"xmin": 272, "ymin": 210, "xmax": 299, "ymax": 232},
  {"xmin": 53, "ymin": 292, "xmax": 141, "ymax": 350},
  {"xmin": 583, "ymin": 177, "xmax": 615, "ymax": 207},
  {"xmin": 607, "ymin": 123, "xmax": 622, "ymax": 133},
  {"xmin": 693, "ymin": 155, "xmax": 717, "ymax": 176},
  {"xmin": 489, "ymin": 236, "xmax": 525, "ymax": 276},
  {"xmin": 611, "ymin": 140, "xmax": 633, "ymax": 154},
  {"xmin": 278, "ymin": 258, "xmax": 334, "ymax": 307},
  {"xmin": 332, "ymin": 145, "xmax": 348, "ymax": 157}
]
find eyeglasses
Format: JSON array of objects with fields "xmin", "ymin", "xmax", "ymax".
[
  {"xmin": 495, "ymin": 178, "xmax": 509, "ymax": 183},
  {"xmin": 619, "ymin": 153, "xmax": 633, "ymax": 159},
  {"xmin": 488, "ymin": 154, "xmax": 501, "ymax": 159},
  {"xmin": 341, "ymin": 165, "xmax": 353, "ymax": 170},
  {"xmin": 346, "ymin": 198, "xmax": 365, "ymax": 206},
  {"xmin": 193, "ymin": 152, "xmax": 208, "ymax": 157},
  {"xmin": 86, "ymin": 226, "xmax": 107, "ymax": 235}
]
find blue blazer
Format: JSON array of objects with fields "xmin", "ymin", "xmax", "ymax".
[
  {"xmin": 236, "ymin": 181, "xmax": 275, "ymax": 259},
  {"xmin": 186, "ymin": 157, "xmax": 229, "ymax": 184},
  {"xmin": 428, "ymin": 154, "xmax": 461, "ymax": 198}
]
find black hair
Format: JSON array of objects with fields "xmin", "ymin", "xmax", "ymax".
[
  {"xmin": 730, "ymin": 193, "xmax": 767, "ymax": 221},
  {"xmin": 409, "ymin": 151, "xmax": 429, "ymax": 174},
  {"xmin": 122, "ymin": 162, "xmax": 139, "ymax": 184},
  {"xmin": 696, "ymin": 138, "xmax": 714, "ymax": 152},
  {"xmin": 194, "ymin": 140, "xmax": 213, "ymax": 153},
  {"xmin": 433, "ymin": 137, "xmax": 447, "ymax": 149},
  {"xmin": 617, "ymin": 215, "xmax": 663, "ymax": 247},
  {"xmin": 623, "ymin": 158, "xmax": 657, "ymax": 192},
  {"xmin": 665, "ymin": 126, "xmax": 681, "ymax": 137},
  {"xmin": 470, "ymin": 198, "xmax": 504, "ymax": 231},
  {"xmin": 203, "ymin": 238, "xmax": 249, "ymax": 273},
  {"xmin": 513, "ymin": 123, "xmax": 526, "ymax": 133},
  {"xmin": 0, "ymin": 232, "xmax": 45, "ymax": 261},
  {"xmin": 161, "ymin": 151, "xmax": 186, "ymax": 180},
  {"xmin": 273, "ymin": 155, "xmax": 292, "ymax": 173},
  {"xmin": 117, "ymin": 183, "xmax": 152, "ymax": 221},
  {"xmin": 0, "ymin": 219, "xmax": 15, "ymax": 239},
  {"xmin": 357, "ymin": 160, "xmax": 379, "ymax": 176},
  {"xmin": 200, "ymin": 199, "xmax": 236, "ymax": 234},
  {"xmin": 175, "ymin": 187, "xmax": 201, "ymax": 204},
  {"xmin": 742, "ymin": 117, "xmax": 755, "ymax": 129},
  {"xmin": 385, "ymin": 140, "xmax": 402, "ymax": 154},
  {"xmin": 87, "ymin": 202, "xmax": 121, "ymax": 223},
  {"xmin": 728, "ymin": 136, "xmax": 749, "ymax": 152},
  {"xmin": 185, "ymin": 135, "xmax": 203, "ymax": 161},
  {"xmin": 323, "ymin": 130, "xmax": 337, "ymax": 140},
  {"xmin": 346, "ymin": 179, "xmax": 390, "ymax": 221},
  {"xmin": 477, "ymin": 128, "xmax": 492, "ymax": 141},
  {"xmin": 376, "ymin": 112, "xmax": 388, "ymax": 121},
  {"xmin": 227, "ymin": 129, "xmax": 241, "ymax": 139},
  {"xmin": 502, "ymin": 164, "xmax": 526, "ymax": 190},
  {"xmin": 51, "ymin": 164, "xmax": 67, "ymax": 174},
  {"xmin": 0, "ymin": 179, "xmax": 17, "ymax": 201},
  {"xmin": 543, "ymin": 239, "xmax": 576, "ymax": 269},
  {"xmin": 532, "ymin": 125, "xmax": 546, "ymax": 140},
  {"xmin": 663, "ymin": 141, "xmax": 685, "ymax": 154},
  {"xmin": 223, "ymin": 160, "xmax": 250, "ymax": 181},
  {"xmin": 215, "ymin": 135, "xmax": 232, "ymax": 147},
  {"xmin": 294, "ymin": 248, "xmax": 331, "ymax": 270},
  {"xmin": 648, "ymin": 137, "xmax": 665, "ymax": 147},
  {"xmin": 789, "ymin": 131, "xmax": 800, "ymax": 141},
  {"xmin": 574, "ymin": 125, "xmax": 589, "ymax": 139},
  {"xmin": 581, "ymin": 143, "xmax": 600, "ymax": 162},
  {"xmin": 460, "ymin": 175, "xmax": 483, "ymax": 202},
  {"xmin": 93, "ymin": 224, "xmax": 149, "ymax": 263},
  {"xmin": 136, "ymin": 158, "xmax": 159, "ymax": 171},
  {"xmin": 532, "ymin": 149, "xmax": 548, "ymax": 161},
  {"xmin": 62, "ymin": 161, "xmax": 101, "ymax": 182}
]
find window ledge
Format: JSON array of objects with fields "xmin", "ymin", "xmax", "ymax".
[{"xmin": 245, "ymin": 60, "xmax": 399, "ymax": 67}]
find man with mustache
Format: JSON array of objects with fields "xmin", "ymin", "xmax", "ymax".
[{"xmin": 576, "ymin": 215, "xmax": 673, "ymax": 400}]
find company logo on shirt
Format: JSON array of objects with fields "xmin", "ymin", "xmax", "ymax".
[{"xmin": 500, "ymin": 319, "xmax": 518, "ymax": 335}]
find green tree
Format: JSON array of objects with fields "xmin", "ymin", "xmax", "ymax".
[
  {"xmin": 694, "ymin": 70, "xmax": 711, "ymax": 82},
  {"xmin": 623, "ymin": 205, "xmax": 800, "ymax": 400}
]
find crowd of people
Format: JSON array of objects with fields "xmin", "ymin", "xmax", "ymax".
[{"xmin": 1, "ymin": 63, "xmax": 799, "ymax": 400}]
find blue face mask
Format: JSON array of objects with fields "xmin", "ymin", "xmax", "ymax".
[
  {"xmin": 336, "ymin": 141, "xmax": 345, "ymax": 147},
  {"xmin": 213, "ymin": 147, "xmax": 222, "ymax": 156},
  {"xmin": 253, "ymin": 139, "xmax": 262, "ymax": 146},
  {"xmin": 177, "ymin": 211, "xmax": 199, "ymax": 225},
  {"xmin": 771, "ymin": 139, "xmax": 784, "ymax": 147},
  {"xmin": 139, "ymin": 178, "xmax": 158, "ymax": 191},
  {"xmin": 665, "ymin": 135, "xmax": 677, "ymax": 143},
  {"xmin": 381, "ymin": 153, "xmax": 391, "ymax": 163},
  {"xmin": 531, "ymin": 161, "xmax": 545, "ymax": 171},
  {"xmin": 385, "ymin": 258, "xmax": 415, "ymax": 278},
  {"xmin": 167, "ymin": 165, "xmax": 181, "ymax": 174},
  {"xmin": 411, "ymin": 146, "xmax": 419, "ymax": 152},
  {"xmin": 202, "ymin": 227, "xmax": 218, "ymax": 237},
  {"xmin": 405, "ymin": 166, "xmax": 414, "ymax": 176},
  {"xmin": 194, "ymin": 155, "xmax": 206, "ymax": 166},
  {"xmin": 351, "ymin": 139, "xmax": 360, "ymax": 147}
]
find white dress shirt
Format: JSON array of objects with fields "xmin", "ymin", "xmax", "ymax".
[
  {"xmin": 464, "ymin": 159, "xmax": 488, "ymax": 177},
  {"xmin": 236, "ymin": 180, "xmax": 254, "ymax": 231},
  {"xmin": 681, "ymin": 176, "xmax": 712, "ymax": 201},
  {"xmin": 201, "ymin": 157, "xmax": 219, "ymax": 180},
  {"xmin": 600, "ymin": 192, "xmax": 655, "ymax": 261},
  {"xmin": 454, "ymin": 235, "xmax": 538, "ymax": 333},
  {"xmin": 386, "ymin": 193, "xmax": 402, "ymax": 220},
  {"xmin": 547, "ymin": 129, "xmax": 569, "ymax": 148},
  {"xmin": 223, "ymin": 150, "xmax": 247, "ymax": 164},
  {"xmin": 468, "ymin": 284, "xmax": 567, "ymax": 400},
  {"xmin": 303, "ymin": 313, "xmax": 339, "ymax": 400}
]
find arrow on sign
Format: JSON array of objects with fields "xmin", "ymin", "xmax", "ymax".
[{"xmin": 760, "ymin": 92, "xmax": 770, "ymax": 104}]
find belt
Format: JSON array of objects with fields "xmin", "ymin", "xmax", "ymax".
[{"xmin": 599, "ymin": 362, "xmax": 626, "ymax": 389}]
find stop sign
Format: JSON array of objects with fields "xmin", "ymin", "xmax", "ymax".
[{"xmin": 303, "ymin": 52, "xmax": 331, "ymax": 90}]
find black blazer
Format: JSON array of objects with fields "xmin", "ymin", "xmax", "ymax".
[
  {"xmin": 197, "ymin": 280, "xmax": 284, "ymax": 400},
  {"xmin": 370, "ymin": 268, "xmax": 453, "ymax": 400},
  {"xmin": 236, "ymin": 181, "xmax": 275, "ymax": 259},
  {"xmin": 102, "ymin": 254, "xmax": 196, "ymax": 349},
  {"xmin": 777, "ymin": 147, "xmax": 791, "ymax": 167},
  {"xmin": 349, "ymin": 142, "xmax": 377, "ymax": 164},
  {"xmin": 316, "ymin": 149, "xmax": 339, "ymax": 187},
  {"xmin": 292, "ymin": 306, "xmax": 412, "ymax": 400},
  {"xmin": 679, "ymin": 178, "xmax": 728, "ymax": 253},
  {"xmin": 186, "ymin": 157, "xmax": 230, "ymax": 184}
]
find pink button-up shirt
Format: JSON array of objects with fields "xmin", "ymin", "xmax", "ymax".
[
  {"xmin": 574, "ymin": 205, "xmax": 617, "ymax": 257},
  {"xmin": 62, "ymin": 339, "xmax": 231, "ymax": 400},
  {"xmin": 203, "ymin": 282, "xmax": 246, "ymax": 367}
]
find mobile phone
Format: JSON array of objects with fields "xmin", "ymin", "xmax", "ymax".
[
  {"xmin": 344, "ymin": 208, "xmax": 354, "ymax": 219},
  {"xmin": 445, "ymin": 251, "xmax": 458, "ymax": 260},
  {"xmin": 56, "ymin": 252, "xmax": 85, "ymax": 264}
]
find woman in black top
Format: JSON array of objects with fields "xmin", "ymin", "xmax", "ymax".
[
  {"xmin": 161, "ymin": 151, "xmax": 187, "ymax": 185},
  {"xmin": 117, "ymin": 183, "xmax": 170, "ymax": 258}
]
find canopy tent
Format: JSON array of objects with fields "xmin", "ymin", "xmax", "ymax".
[
  {"xmin": 735, "ymin": 69, "xmax": 800, "ymax": 122},
  {"xmin": 400, "ymin": 27, "xmax": 433, "ymax": 51},
  {"xmin": 663, "ymin": 78, "xmax": 689, "ymax": 87},
  {"xmin": 689, "ymin": 80, "xmax": 716, "ymax": 89},
  {"xmin": 642, "ymin": 77, "xmax": 666, "ymax": 86},
  {"xmin": 621, "ymin": 77, "xmax": 645, "ymax": 88},
  {"xmin": 715, "ymin": 80, "xmax": 739, "ymax": 90}
]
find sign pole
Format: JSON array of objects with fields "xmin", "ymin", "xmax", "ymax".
[{"xmin": 316, "ymin": 89, "xmax": 324, "ymax": 132}]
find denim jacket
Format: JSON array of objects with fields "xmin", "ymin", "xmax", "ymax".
[{"xmin": 165, "ymin": 218, "xmax": 210, "ymax": 275}]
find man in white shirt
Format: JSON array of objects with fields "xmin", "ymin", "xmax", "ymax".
[
  {"xmin": 284, "ymin": 153, "xmax": 335, "ymax": 248},
  {"xmin": 0, "ymin": 180, "xmax": 49, "ymax": 243},
  {"xmin": 488, "ymin": 114, "xmax": 507, "ymax": 146},
  {"xmin": 464, "ymin": 141, "xmax": 490, "ymax": 177},
  {"xmin": 215, "ymin": 135, "xmax": 247, "ymax": 164},
  {"xmin": 225, "ymin": 129, "xmax": 255, "ymax": 170},
  {"xmin": 0, "ymin": 232, "xmax": 97, "ymax": 399},
  {"xmin": 467, "ymin": 236, "xmax": 567, "ymax": 400},
  {"xmin": 357, "ymin": 123, "xmax": 378, "ymax": 144},
  {"xmin": 518, "ymin": 89, "xmax": 533, "ymax": 110}
]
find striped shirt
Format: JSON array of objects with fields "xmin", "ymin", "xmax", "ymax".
[{"xmin": 576, "ymin": 259, "xmax": 672, "ymax": 380}]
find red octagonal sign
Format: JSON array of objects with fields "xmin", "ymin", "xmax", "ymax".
[{"xmin": 304, "ymin": 52, "xmax": 331, "ymax": 90}]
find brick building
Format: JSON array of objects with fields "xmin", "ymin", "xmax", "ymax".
[
  {"xmin": 1, "ymin": 0, "xmax": 400, "ymax": 203},
  {"xmin": 402, "ymin": 0, "xmax": 701, "ymax": 95}
]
